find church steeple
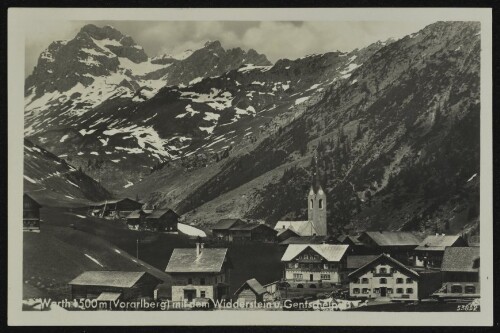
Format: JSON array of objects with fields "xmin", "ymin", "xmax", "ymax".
[{"xmin": 308, "ymin": 153, "xmax": 327, "ymax": 236}]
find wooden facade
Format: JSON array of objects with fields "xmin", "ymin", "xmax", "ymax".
[
  {"xmin": 23, "ymin": 194, "xmax": 41, "ymax": 232},
  {"xmin": 145, "ymin": 209, "xmax": 179, "ymax": 232}
]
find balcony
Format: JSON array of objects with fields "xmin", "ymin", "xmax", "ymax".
[{"xmin": 373, "ymin": 272, "xmax": 392, "ymax": 277}]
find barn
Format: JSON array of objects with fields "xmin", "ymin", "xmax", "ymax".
[
  {"xmin": 23, "ymin": 193, "xmax": 41, "ymax": 232},
  {"xmin": 93, "ymin": 198, "xmax": 143, "ymax": 219},
  {"xmin": 234, "ymin": 278, "xmax": 267, "ymax": 305},
  {"xmin": 145, "ymin": 209, "xmax": 179, "ymax": 232},
  {"xmin": 68, "ymin": 271, "xmax": 162, "ymax": 302}
]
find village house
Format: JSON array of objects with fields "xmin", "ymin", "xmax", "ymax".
[
  {"xmin": 276, "ymin": 227, "xmax": 300, "ymax": 243},
  {"xmin": 357, "ymin": 231, "xmax": 423, "ymax": 264},
  {"xmin": 23, "ymin": 193, "xmax": 41, "ymax": 232},
  {"xmin": 226, "ymin": 223, "xmax": 277, "ymax": 242},
  {"xmin": 348, "ymin": 254, "xmax": 421, "ymax": 301},
  {"xmin": 211, "ymin": 219, "xmax": 245, "ymax": 241},
  {"xmin": 433, "ymin": 247, "xmax": 480, "ymax": 301},
  {"xmin": 281, "ymin": 244, "xmax": 349, "ymax": 288},
  {"xmin": 68, "ymin": 271, "xmax": 162, "ymax": 302},
  {"xmin": 125, "ymin": 209, "xmax": 152, "ymax": 230},
  {"xmin": 165, "ymin": 242, "xmax": 232, "ymax": 303},
  {"xmin": 412, "ymin": 234, "xmax": 468, "ymax": 268},
  {"xmin": 337, "ymin": 235, "xmax": 370, "ymax": 255},
  {"xmin": 144, "ymin": 209, "xmax": 180, "ymax": 232},
  {"xmin": 91, "ymin": 198, "xmax": 143, "ymax": 219},
  {"xmin": 279, "ymin": 235, "xmax": 336, "ymax": 246}
]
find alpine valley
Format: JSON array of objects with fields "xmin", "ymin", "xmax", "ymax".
[{"xmin": 24, "ymin": 22, "xmax": 480, "ymax": 235}]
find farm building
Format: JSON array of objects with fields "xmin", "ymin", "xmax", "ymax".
[
  {"xmin": 337, "ymin": 235, "xmax": 370, "ymax": 254},
  {"xmin": 125, "ymin": 209, "xmax": 152, "ymax": 230},
  {"xmin": 276, "ymin": 228, "xmax": 300, "ymax": 242},
  {"xmin": 281, "ymin": 244, "xmax": 349, "ymax": 288},
  {"xmin": 165, "ymin": 242, "xmax": 232, "ymax": 303},
  {"xmin": 225, "ymin": 223, "xmax": 277, "ymax": 242},
  {"xmin": 433, "ymin": 247, "xmax": 480, "ymax": 301},
  {"xmin": 68, "ymin": 271, "xmax": 162, "ymax": 302},
  {"xmin": 412, "ymin": 234, "xmax": 468, "ymax": 268},
  {"xmin": 274, "ymin": 220, "xmax": 317, "ymax": 237},
  {"xmin": 145, "ymin": 209, "xmax": 180, "ymax": 232},
  {"xmin": 357, "ymin": 231, "xmax": 423, "ymax": 264},
  {"xmin": 212, "ymin": 219, "xmax": 245, "ymax": 241},
  {"xmin": 92, "ymin": 198, "xmax": 143, "ymax": 219},
  {"xmin": 23, "ymin": 193, "xmax": 41, "ymax": 232},
  {"xmin": 234, "ymin": 278, "xmax": 267, "ymax": 305}
]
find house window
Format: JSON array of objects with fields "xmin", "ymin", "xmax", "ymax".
[
  {"xmin": 406, "ymin": 278, "xmax": 413, "ymax": 284},
  {"xmin": 188, "ymin": 278, "xmax": 193, "ymax": 285},
  {"xmin": 200, "ymin": 278, "xmax": 206, "ymax": 285},
  {"xmin": 362, "ymin": 288, "xmax": 370, "ymax": 294},
  {"xmin": 200, "ymin": 291, "xmax": 206, "ymax": 298},
  {"xmin": 353, "ymin": 288, "xmax": 360, "ymax": 294},
  {"xmin": 293, "ymin": 273, "xmax": 303, "ymax": 280},
  {"xmin": 356, "ymin": 278, "xmax": 361, "ymax": 284},
  {"xmin": 362, "ymin": 278, "xmax": 369, "ymax": 284},
  {"xmin": 451, "ymin": 285, "xmax": 463, "ymax": 293},
  {"xmin": 379, "ymin": 278, "xmax": 387, "ymax": 284},
  {"xmin": 373, "ymin": 288, "xmax": 380, "ymax": 294},
  {"xmin": 396, "ymin": 278, "xmax": 404, "ymax": 284},
  {"xmin": 379, "ymin": 267, "xmax": 387, "ymax": 274},
  {"xmin": 304, "ymin": 254, "xmax": 309, "ymax": 259},
  {"xmin": 310, "ymin": 199, "xmax": 314, "ymax": 209},
  {"xmin": 406, "ymin": 288, "xmax": 413, "ymax": 294},
  {"xmin": 396, "ymin": 288, "xmax": 404, "ymax": 293},
  {"xmin": 321, "ymin": 274, "xmax": 331, "ymax": 280},
  {"xmin": 294, "ymin": 263, "xmax": 299, "ymax": 269},
  {"xmin": 387, "ymin": 288, "xmax": 393, "ymax": 294},
  {"xmin": 319, "ymin": 199, "xmax": 323, "ymax": 209},
  {"xmin": 323, "ymin": 263, "xmax": 329, "ymax": 269},
  {"xmin": 465, "ymin": 286, "xmax": 476, "ymax": 294}
]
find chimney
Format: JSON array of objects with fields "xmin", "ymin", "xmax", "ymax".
[{"xmin": 196, "ymin": 236, "xmax": 204, "ymax": 255}]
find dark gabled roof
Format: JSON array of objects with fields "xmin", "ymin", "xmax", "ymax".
[
  {"xmin": 68, "ymin": 271, "xmax": 154, "ymax": 288},
  {"xmin": 348, "ymin": 254, "xmax": 419, "ymax": 279},
  {"xmin": 361, "ymin": 231, "xmax": 422, "ymax": 247},
  {"xmin": 346, "ymin": 255, "xmax": 380, "ymax": 269},
  {"xmin": 146, "ymin": 209, "xmax": 178, "ymax": 219},
  {"xmin": 212, "ymin": 219, "xmax": 243, "ymax": 230},
  {"xmin": 234, "ymin": 278, "xmax": 267, "ymax": 296},
  {"xmin": 338, "ymin": 235, "xmax": 364, "ymax": 246},
  {"xmin": 415, "ymin": 235, "xmax": 463, "ymax": 251},
  {"xmin": 441, "ymin": 247, "xmax": 480, "ymax": 272},
  {"xmin": 165, "ymin": 248, "xmax": 228, "ymax": 273},
  {"xmin": 23, "ymin": 193, "xmax": 42, "ymax": 208},
  {"xmin": 229, "ymin": 223, "xmax": 277, "ymax": 232},
  {"xmin": 277, "ymin": 228, "xmax": 300, "ymax": 237},
  {"xmin": 279, "ymin": 235, "xmax": 333, "ymax": 245}
]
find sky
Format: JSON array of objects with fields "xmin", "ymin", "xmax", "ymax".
[{"xmin": 24, "ymin": 20, "xmax": 437, "ymax": 76}]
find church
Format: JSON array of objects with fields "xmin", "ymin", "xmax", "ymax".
[{"xmin": 274, "ymin": 163, "xmax": 328, "ymax": 238}]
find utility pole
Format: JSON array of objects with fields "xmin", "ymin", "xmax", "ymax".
[{"xmin": 136, "ymin": 238, "xmax": 139, "ymax": 259}]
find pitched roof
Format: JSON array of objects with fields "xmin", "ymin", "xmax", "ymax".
[
  {"xmin": 279, "ymin": 235, "xmax": 332, "ymax": 245},
  {"xmin": 229, "ymin": 223, "xmax": 276, "ymax": 232},
  {"xmin": 24, "ymin": 193, "xmax": 42, "ymax": 208},
  {"xmin": 146, "ymin": 209, "xmax": 178, "ymax": 219},
  {"xmin": 338, "ymin": 235, "xmax": 364, "ymax": 246},
  {"xmin": 281, "ymin": 244, "xmax": 349, "ymax": 262},
  {"xmin": 126, "ymin": 210, "xmax": 143, "ymax": 219},
  {"xmin": 362, "ymin": 231, "xmax": 422, "ymax": 247},
  {"xmin": 415, "ymin": 235, "xmax": 463, "ymax": 251},
  {"xmin": 212, "ymin": 219, "xmax": 243, "ymax": 230},
  {"xmin": 274, "ymin": 221, "xmax": 317, "ymax": 236},
  {"xmin": 348, "ymin": 254, "xmax": 420, "ymax": 279},
  {"xmin": 346, "ymin": 255, "xmax": 380, "ymax": 269},
  {"xmin": 68, "ymin": 271, "xmax": 148, "ymax": 288},
  {"xmin": 441, "ymin": 247, "xmax": 480, "ymax": 272},
  {"xmin": 234, "ymin": 278, "xmax": 267, "ymax": 296},
  {"xmin": 165, "ymin": 248, "xmax": 228, "ymax": 273},
  {"xmin": 277, "ymin": 228, "xmax": 300, "ymax": 237}
]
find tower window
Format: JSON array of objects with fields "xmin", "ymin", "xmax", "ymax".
[
  {"xmin": 319, "ymin": 199, "xmax": 323, "ymax": 209},
  {"xmin": 310, "ymin": 199, "xmax": 314, "ymax": 209}
]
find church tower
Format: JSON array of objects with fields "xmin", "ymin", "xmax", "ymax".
[{"xmin": 307, "ymin": 155, "xmax": 328, "ymax": 236}]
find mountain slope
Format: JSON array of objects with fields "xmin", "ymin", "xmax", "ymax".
[
  {"xmin": 154, "ymin": 21, "xmax": 480, "ymax": 236},
  {"xmin": 24, "ymin": 139, "xmax": 112, "ymax": 207}
]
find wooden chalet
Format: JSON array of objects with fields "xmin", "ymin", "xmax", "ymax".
[
  {"xmin": 412, "ymin": 234, "xmax": 468, "ymax": 269},
  {"xmin": 211, "ymin": 219, "xmax": 245, "ymax": 241},
  {"xmin": 357, "ymin": 231, "xmax": 423, "ymax": 264},
  {"xmin": 433, "ymin": 247, "xmax": 480, "ymax": 301},
  {"xmin": 92, "ymin": 198, "xmax": 143, "ymax": 220},
  {"xmin": 145, "ymin": 209, "xmax": 180, "ymax": 232},
  {"xmin": 68, "ymin": 271, "xmax": 162, "ymax": 302},
  {"xmin": 226, "ymin": 223, "xmax": 277, "ymax": 242},
  {"xmin": 23, "ymin": 193, "xmax": 41, "ymax": 232}
]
